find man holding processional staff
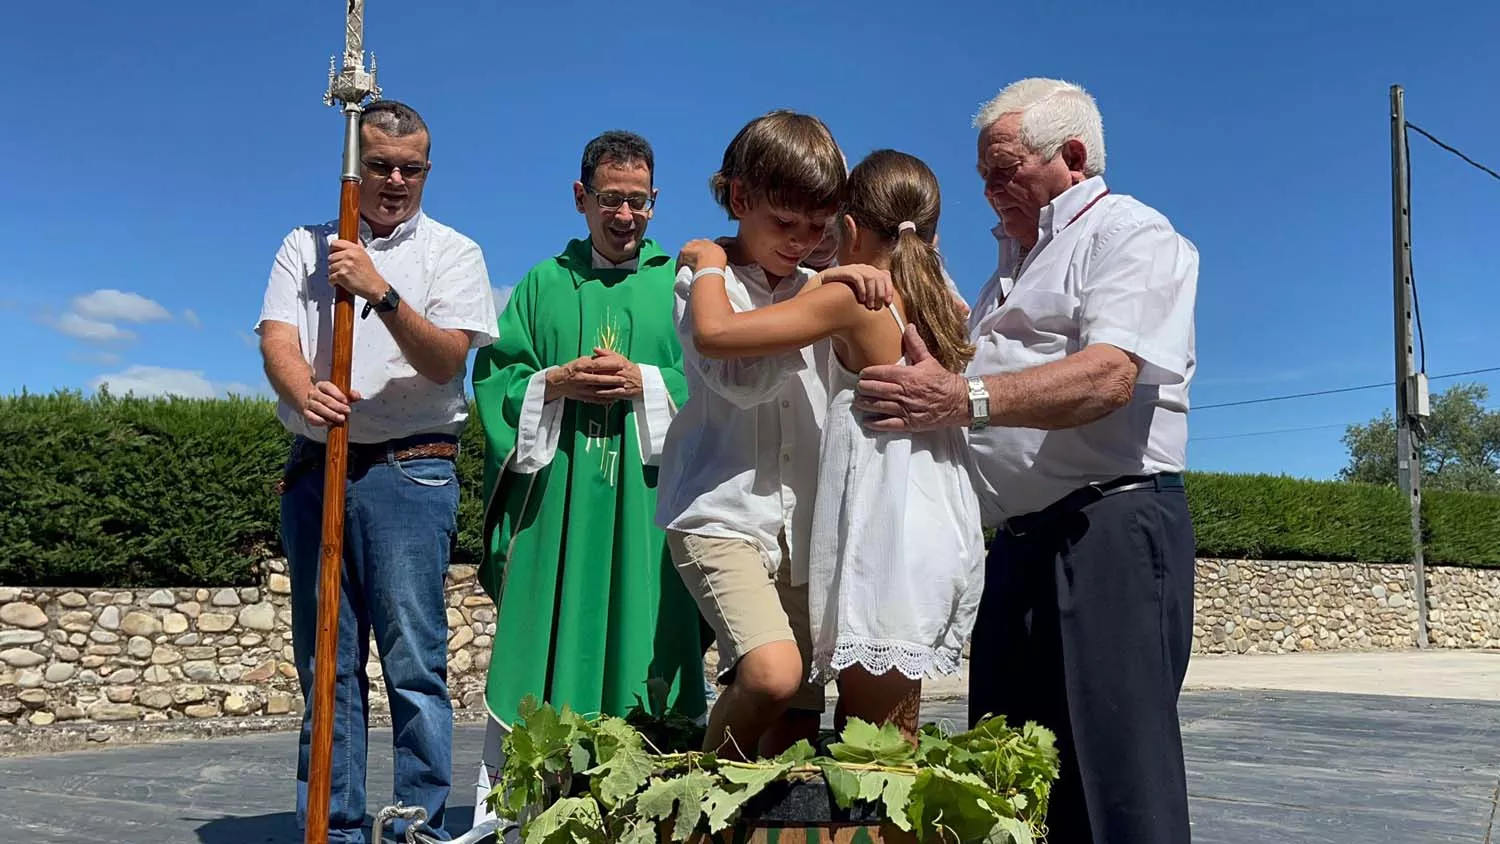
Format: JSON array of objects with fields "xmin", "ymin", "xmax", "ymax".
[{"xmin": 256, "ymin": 94, "xmax": 498, "ymax": 841}]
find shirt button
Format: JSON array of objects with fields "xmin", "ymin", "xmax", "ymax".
[
  {"xmin": 782, "ymin": 454, "xmax": 791, "ymax": 462},
  {"xmin": 781, "ymin": 400, "xmax": 790, "ymax": 408}
]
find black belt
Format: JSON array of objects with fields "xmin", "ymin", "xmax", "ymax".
[{"xmin": 1003, "ymin": 472, "xmax": 1184, "ymax": 536}]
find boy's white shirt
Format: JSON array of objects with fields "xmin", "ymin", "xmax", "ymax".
[{"xmin": 655, "ymin": 263, "xmax": 831, "ymax": 580}]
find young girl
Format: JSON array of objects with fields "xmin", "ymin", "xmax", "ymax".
[{"xmin": 678, "ymin": 149, "xmax": 985, "ymax": 739}]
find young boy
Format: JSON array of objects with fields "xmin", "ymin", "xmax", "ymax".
[{"xmin": 657, "ymin": 110, "xmax": 882, "ymax": 759}]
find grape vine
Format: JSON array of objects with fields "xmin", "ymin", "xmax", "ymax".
[{"xmin": 489, "ymin": 690, "xmax": 1059, "ymax": 844}]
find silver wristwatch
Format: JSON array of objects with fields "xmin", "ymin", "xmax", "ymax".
[{"xmin": 966, "ymin": 377, "xmax": 990, "ymax": 430}]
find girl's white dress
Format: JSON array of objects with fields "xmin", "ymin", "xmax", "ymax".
[{"xmin": 804, "ymin": 305, "xmax": 986, "ymax": 683}]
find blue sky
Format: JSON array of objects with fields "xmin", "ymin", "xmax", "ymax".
[{"xmin": 2, "ymin": 0, "xmax": 1496, "ymax": 480}]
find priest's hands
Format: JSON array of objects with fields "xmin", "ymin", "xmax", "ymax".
[
  {"xmin": 589, "ymin": 348, "xmax": 644, "ymax": 401},
  {"xmin": 544, "ymin": 349, "xmax": 644, "ymax": 404}
]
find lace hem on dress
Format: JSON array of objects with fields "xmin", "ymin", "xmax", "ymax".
[{"xmin": 812, "ymin": 636, "xmax": 964, "ymax": 684}]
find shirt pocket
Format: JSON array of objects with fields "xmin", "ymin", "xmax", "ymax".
[{"xmin": 1000, "ymin": 291, "xmax": 1080, "ymax": 343}]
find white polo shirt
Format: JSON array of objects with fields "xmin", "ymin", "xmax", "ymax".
[
  {"xmin": 255, "ymin": 210, "xmax": 499, "ymax": 444},
  {"xmin": 965, "ymin": 176, "xmax": 1198, "ymax": 524},
  {"xmin": 656, "ymin": 263, "xmax": 830, "ymax": 575}
]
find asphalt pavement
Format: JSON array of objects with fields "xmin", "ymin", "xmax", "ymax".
[{"xmin": 1, "ymin": 685, "xmax": 1496, "ymax": 843}]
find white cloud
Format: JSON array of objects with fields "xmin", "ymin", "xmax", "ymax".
[
  {"xmin": 182, "ymin": 308, "xmax": 202, "ymax": 329},
  {"xmin": 92, "ymin": 365, "xmax": 216, "ymax": 399},
  {"xmin": 492, "ymin": 285, "xmax": 514, "ymax": 313},
  {"xmin": 54, "ymin": 312, "xmax": 137, "ymax": 342},
  {"xmin": 71, "ymin": 289, "xmax": 171, "ymax": 324},
  {"xmin": 91, "ymin": 365, "xmax": 269, "ymax": 400}
]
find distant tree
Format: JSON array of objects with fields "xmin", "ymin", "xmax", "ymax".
[{"xmin": 1340, "ymin": 382, "xmax": 1500, "ymax": 493}]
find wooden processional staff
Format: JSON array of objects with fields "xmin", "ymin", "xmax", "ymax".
[{"xmin": 306, "ymin": 2, "xmax": 379, "ymax": 842}]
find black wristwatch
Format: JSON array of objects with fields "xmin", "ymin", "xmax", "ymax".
[{"xmin": 361, "ymin": 286, "xmax": 401, "ymax": 319}]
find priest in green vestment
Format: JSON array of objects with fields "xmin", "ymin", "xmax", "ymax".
[{"xmin": 470, "ymin": 132, "xmax": 707, "ymax": 768}]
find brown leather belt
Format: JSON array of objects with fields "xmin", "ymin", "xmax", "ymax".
[
  {"xmin": 275, "ymin": 439, "xmax": 458, "ymax": 495},
  {"xmin": 351, "ymin": 441, "xmax": 459, "ymax": 463}
]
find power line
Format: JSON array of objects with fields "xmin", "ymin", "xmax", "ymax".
[
  {"xmin": 1195, "ymin": 365, "xmax": 1500, "ymax": 411},
  {"xmin": 1407, "ymin": 122, "xmax": 1500, "ymax": 182},
  {"xmin": 1192, "ymin": 422, "xmax": 1348, "ymax": 442}
]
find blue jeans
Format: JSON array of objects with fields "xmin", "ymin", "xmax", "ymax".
[{"xmin": 281, "ymin": 434, "xmax": 459, "ymax": 844}]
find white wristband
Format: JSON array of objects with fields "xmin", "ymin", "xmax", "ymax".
[{"xmin": 691, "ymin": 267, "xmax": 727, "ymax": 282}]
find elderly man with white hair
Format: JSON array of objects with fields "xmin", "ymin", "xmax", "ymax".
[{"xmin": 855, "ymin": 78, "xmax": 1198, "ymax": 843}]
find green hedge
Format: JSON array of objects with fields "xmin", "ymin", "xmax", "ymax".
[
  {"xmin": 0, "ymin": 394, "xmax": 1496, "ymax": 587},
  {"xmin": 1183, "ymin": 473, "xmax": 1499, "ymax": 566}
]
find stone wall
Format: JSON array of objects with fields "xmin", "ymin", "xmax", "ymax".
[
  {"xmin": 0, "ymin": 560, "xmax": 495, "ymax": 729},
  {"xmin": 4, "ymin": 558, "xmax": 1498, "ymax": 731},
  {"xmin": 1191, "ymin": 559, "xmax": 1500, "ymax": 654}
]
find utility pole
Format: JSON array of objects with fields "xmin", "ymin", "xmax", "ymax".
[{"xmin": 1390, "ymin": 84, "xmax": 1429, "ymax": 648}]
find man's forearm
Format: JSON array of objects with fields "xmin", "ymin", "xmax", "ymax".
[
  {"xmin": 379, "ymin": 301, "xmax": 470, "ymax": 384},
  {"xmin": 261, "ymin": 339, "xmax": 314, "ymax": 410},
  {"xmin": 982, "ymin": 344, "xmax": 1138, "ymax": 431}
]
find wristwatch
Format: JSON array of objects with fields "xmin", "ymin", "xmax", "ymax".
[
  {"xmin": 966, "ymin": 377, "xmax": 991, "ymax": 430},
  {"xmin": 361, "ymin": 286, "xmax": 401, "ymax": 319}
]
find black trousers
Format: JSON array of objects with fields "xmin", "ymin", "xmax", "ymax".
[{"xmin": 969, "ymin": 479, "xmax": 1195, "ymax": 844}]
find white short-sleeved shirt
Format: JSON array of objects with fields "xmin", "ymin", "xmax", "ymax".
[
  {"xmin": 254, "ymin": 210, "xmax": 499, "ymax": 444},
  {"xmin": 656, "ymin": 263, "xmax": 830, "ymax": 576},
  {"xmin": 965, "ymin": 176, "xmax": 1199, "ymax": 523}
]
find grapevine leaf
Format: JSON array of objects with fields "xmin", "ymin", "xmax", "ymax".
[
  {"xmin": 591, "ymin": 718, "xmax": 643, "ymax": 766},
  {"xmin": 568, "ymin": 741, "xmax": 592, "ymax": 777},
  {"xmin": 517, "ymin": 694, "xmax": 542, "ymax": 723},
  {"xmin": 705, "ymin": 767, "xmax": 786, "ymax": 833},
  {"xmin": 636, "ymin": 770, "xmax": 714, "ymax": 841},
  {"xmin": 520, "ymin": 796, "xmax": 604, "ymax": 844},
  {"xmin": 818, "ymin": 761, "xmax": 862, "ymax": 809},
  {"xmin": 855, "ymin": 771, "xmax": 916, "ymax": 832},
  {"xmin": 586, "ymin": 743, "xmax": 653, "ymax": 810},
  {"xmin": 986, "ymin": 815, "xmax": 1034, "ymax": 844},
  {"xmin": 915, "ymin": 728, "xmax": 952, "ymax": 766},
  {"xmin": 614, "ymin": 819, "xmax": 657, "ymax": 844},
  {"xmin": 827, "ymin": 718, "xmax": 915, "ymax": 765},
  {"xmin": 907, "ymin": 766, "xmax": 1016, "ymax": 843},
  {"xmin": 646, "ymin": 676, "xmax": 671, "ymax": 718},
  {"xmin": 705, "ymin": 762, "xmax": 793, "ymax": 831},
  {"xmin": 774, "ymin": 739, "xmax": 816, "ymax": 765},
  {"xmin": 494, "ymin": 698, "xmax": 1061, "ymax": 844}
]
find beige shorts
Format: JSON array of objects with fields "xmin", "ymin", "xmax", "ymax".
[{"xmin": 667, "ymin": 530, "xmax": 824, "ymax": 713}]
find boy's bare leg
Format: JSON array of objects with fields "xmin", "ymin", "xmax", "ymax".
[
  {"xmin": 836, "ymin": 666, "xmax": 923, "ymax": 742},
  {"xmin": 758, "ymin": 707, "xmax": 821, "ymax": 757},
  {"xmin": 702, "ymin": 640, "xmax": 804, "ymax": 761}
]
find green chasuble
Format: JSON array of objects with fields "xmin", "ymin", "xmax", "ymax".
[{"xmin": 472, "ymin": 237, "xmax": 706, "ymax": 727}]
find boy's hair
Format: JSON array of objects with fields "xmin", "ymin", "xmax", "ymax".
[
  {"xmin": 844, "ymin": 150, "xmax": 975, "ymax": 373},
  {"xmin": 580, "ymin": 130, "xmax": 654, "ymax": 187},
  {"xmin": 709, "ymin": 110, "xmax": 846, "ymax": 220}
]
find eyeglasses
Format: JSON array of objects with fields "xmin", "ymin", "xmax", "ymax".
[
  {"xmin": 586, "ymin": 186, "xmax": 655, "ymax": 212},
  {"xmin": 363, "ymin": 159, "xmax": 430, "ymax": 180}
]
